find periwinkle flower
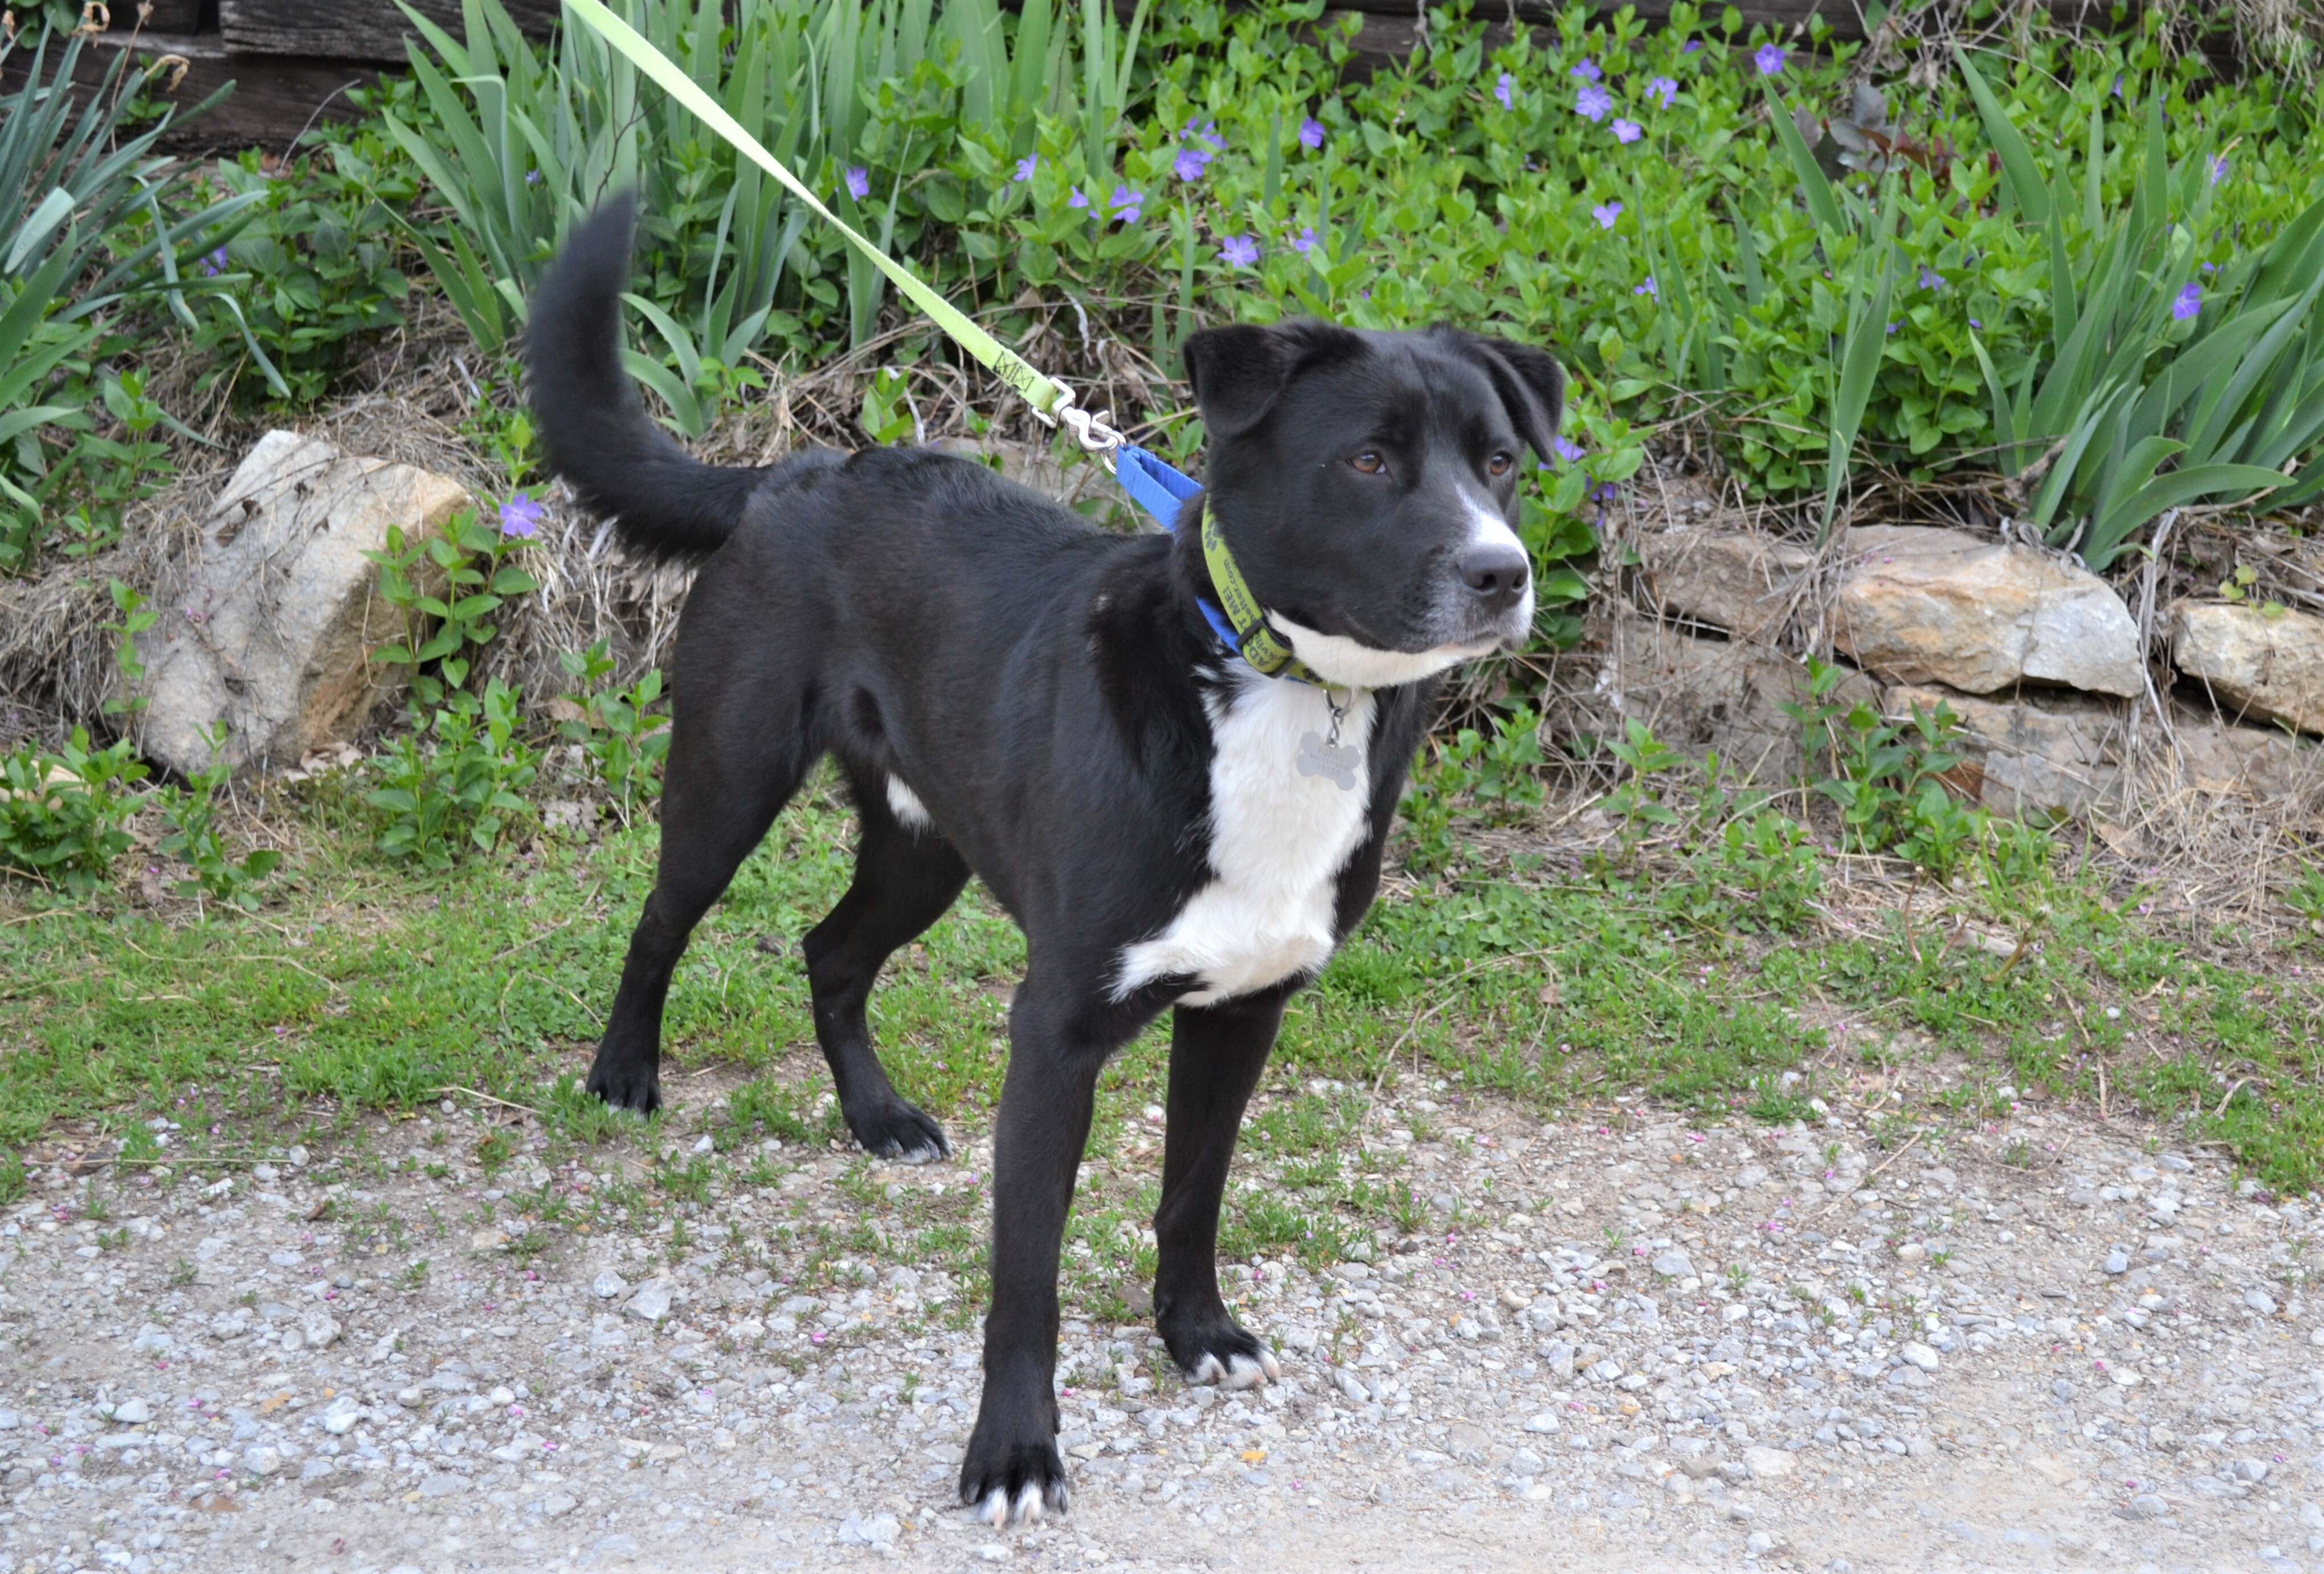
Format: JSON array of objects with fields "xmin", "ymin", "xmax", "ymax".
[
  {"xmin": 1014, "ymin": 154, "xmax": 1038, "ymax": 182},
  {"xmin": 1635, "ymin": 275, "xmax": 1658, "ymax": 297},
  {"xmin": 1067, "ymin": 187, "xmax": 1089, "ymax": 210},
  {"xmin": 1496, "ymin": 72, "xmax": 1516, "ymax": 110},
  {"xmin": 1755, "ymin": 43, "xmax": 1787, "ymax": 75},
  {"xmin": 498, "ymin": 492, "xmax": 544, "ymax": 540},
  {"xmin": 2172, "ymin": 282, "xmax": 2203, "ymax": 320},
  {"xmin": 843, "ymin": 166, "xmax": 870, "ymax": 201},
  {"xmin": 1648, "ymin": 76, "xmax": 1678, "ymax": 108},
  {"xmin": 1552, "ymin": 434, "xmax": 1587, "ymax": 463},
  {"xmin": 1299, "ymin": 116, "xmax": 1325, "ymax": 149},
  {"xmin": 1219, "ymin": 234, "xmax": 1260, "ymax": 268},
  {"xmin": 1289, "ymin": 225, "xmax": 1319, "ymax": 255},
  {"xmin": 1173, "ymin": 146, "xmax": 1212, "ymax": 182},
  {"xmin": 1575, "ymin": 84, "xmax": 1612, "ymax": 123},
  {"xmin": 1107, "ymin": 185, "xmax": 1143, "ymax": 223},
  {"xmin": 1571, "ymin": 58, "xmax": 1603, "ymax": 82},
  {"xmin": 1591, "ymin": 201, "xmax": 1623, "ymax": 229},
  {"xmin": 1612, "ymin": 118, "xmax": 1642, "ymax": 144}
]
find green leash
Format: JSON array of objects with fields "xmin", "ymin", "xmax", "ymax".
[{"xmin": 560, "ymin": 0, "xmax": 1343, "ymax": 694}]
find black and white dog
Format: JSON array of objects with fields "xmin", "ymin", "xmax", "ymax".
[{"xmin": 528, "ymin": 195, "xmax": 1562, "ymax": 1526}]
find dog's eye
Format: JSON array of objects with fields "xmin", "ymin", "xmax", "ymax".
[
  {"xmin": 1349, "ymin": 451, "xmax": 1384, "ymax": 475},
  {"xmin": 1487, "ymin": 452, "xmax": 1514, "ymax": 477}
]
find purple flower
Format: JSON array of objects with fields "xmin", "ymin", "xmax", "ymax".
[
  {"xmin": 1173, "ymin": 146, "xmax": 1212, "ymax": 182},
  {"xmin": 1683, "ymin": 39, "xmax": 1702, "ymax": 51},
  {"xmin": 524, "ymin": 169, "xmax": 542, "ymax": 186},
  {"xmin": 1969, "ymin": 316, "xmax": 1983, "ymax": 329},
  {"xmin": 1219, "ymin": 234, "xmax": 1260, "ymax": 268},
  {"xmin": 2209, "ymin": 154, "xmax": 2228, "ymax": 185},
  {"xmin": 1648, "ymin": 76, "xmax": 1678, "ymax": 108},
  {"xmin": 1754, "ymin": 42, "xmax": 1787, "ymax": 75},
  {"xmin": 198, "ymin": 247, "xmax": 227, "ymax": 278},
  {"xmin": 1575, "ymin": 84, "xmax": 1612, "ymax": 123},
  {"xmin": 843, "ymin": 166, "xmax": 870, "ymax": 201},
  {"xmin": 1552, "ymin": 434, "xmax": 1587, "ymax": 463},
  {"xmin": 1289, "ymin": 225, "xmax": 1319, "ymax": 255},
  {"xmin": 1571, "ymin": 57, "xmax": 1603, "ymax": 82},
  {"xmin": 1014, "ymin": 154, "xmax": 1038, "ymax": 182},
  {"xmin": 1612, "ymin": 117, "xmax": 1642, "ymax": 144},
  {"xmin": 1918, "ymin": 264, "xmax": 1942, "ymax": 291},
  {"xmin": 1183, "ymin": 117, "xmax": 1224, "ymax": 152},
  {"xmin": 1107, "ymin": 185, "xmax": 1143, "ymax": 223},
  {"xmin": 1496, "ymin": 72, "xmax": 1515, "ymax": 110},
  {"xmin": 2172, "ymin": 282, "xmax": 2203, "ymax": 320},
  {"xmin": 498, "ymin": 492, "xmax": 543, "ymax": 540},
  {"xmin": 1592, "ymin": 201, "xmax": 1623, "ymax": 229},
  {"xmin": 1067, "ymin": 186, "xmax": 1089, "ymax": 210},
  {"xmin": 1299, "ymin": 116, "xmax": 1325, "ymax": 149},
  {"xmin": 1635, "ymin": 275, "xmax": 1658, "ymax": 297}
]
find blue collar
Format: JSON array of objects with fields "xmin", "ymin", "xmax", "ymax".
[{"xmin": 1112, "ymin": 444, "xmax": 1322, "ymax": 686}]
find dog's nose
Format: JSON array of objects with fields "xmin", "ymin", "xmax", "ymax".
[{"xmin": 1456, "ymin": 542, "xmax": 1530, "ymax": 608}]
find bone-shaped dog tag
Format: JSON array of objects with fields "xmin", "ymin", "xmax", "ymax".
[{"xmin": 1296, "ymin": 730, "xmax": 1361, "ymax": 792}]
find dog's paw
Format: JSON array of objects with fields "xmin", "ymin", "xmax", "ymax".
[
  {"xmin": 847, "ymin": 1099, "xmax": 949, "ymax": 1164},
  {"xmin": 586, "ymin": 1059, "xmax": 661, "ymax": 1116},
  {"xmin": 958, "ymin": 1426, "xmax": 1067, "ymax": 1527},
  {"xmin": 1160, "ymin": 1311, "xmax": 1281, "ymax": 1391}
]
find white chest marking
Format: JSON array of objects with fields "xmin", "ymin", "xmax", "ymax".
[{"xmin": 1114, "ymin": 671, "xmax": 1375, "ymax": 1005}]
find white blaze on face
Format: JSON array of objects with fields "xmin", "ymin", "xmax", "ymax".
[
  {"xmin": 885, "ymin": 775, "xmax": 933, "ymax": 831},
  {"xmin": 1113, "ymin": 669, "xmax": 1375, "ymax": 1005}
]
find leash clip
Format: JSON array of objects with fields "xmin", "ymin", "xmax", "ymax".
[{"xmin": 1038, "ymin": 381, "xmax": 1126, "ymax": 470}]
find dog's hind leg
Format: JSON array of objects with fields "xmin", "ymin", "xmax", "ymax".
[
  {"xmin": 1151, "ymin": 989, "xmax": 1291, "ymax": 1390},
  {"xmin": 798, "ymin": 773, "xmax": 970, "ymax": 1161},
  {"xmin": 587, "ymin": 718, "xmax": 808, "ymax": 1116}
]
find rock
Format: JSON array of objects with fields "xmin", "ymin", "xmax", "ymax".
[
  {"xmin": 130, "ymin": 430, "xmax": 473, "ymax": 777},
  {"xmin": 1899, "ymin": 1342, "xmax": 1940, "ymax": 1372},
  {"xmin": 243, "ymin": 1446, "xmax": 283, "ymax": 1477},
  {"xmin": 1881, "ymin": 683, "xmax": 2125, "ymax": 815},
  {"xmin": 109, "ymin": 1397, "xmax": 152, "ymax": 1425},
  {"xmin": 1522, "ymin": 1412, "xmax": 1563, "ymax": 1434},
  {"xmin": 1835, "ymin": 526, "xmax": 2143, "ymax": 697},
  {"xmin": 2119, "ymin": 1493, "xmax": 2171, "ymax": 1520},
  {"xmin": 2167, "ymin": 710, "xmax": 2319, "ymax": 799},
  {"xmin": 1651, "ymin": 1249, "xmax": 1694, "ymax": 1279},
  {"xmin": 1635, "ymin": 527, "xmax": 1816, "ymax": 640},
  {"xmin": 2237, "ymin": 1458, "xmax": 2272, "ymax": 1483},
  {"xmin": 626, "ymin": 1280, "xmax": 673, "ymax": 1321},
  {"xmin": 592, "ymin": 1270, "xmax": 628, "ymax": 1299},
  {"xmin": 2247, "ymin": 1289, "xmax": 2280, "ymax": 1316},
  {"xmin": 300, "ymin": 1310, "xmax": 342, "ymax": 1350},
  {"xmin": 322, "ymin": 1399, "xmax": 363, "ymax": 1435},
  {"xmin": 835, "ymin": 1511, "xmax": 900, "ymax": 1548},
  {"xmin": 2105, "ymin": 1250, "xmax": 2130, "ymax": 1275},
  {"xmin": 1616, "ymin": 622, "xmax": 1876, "ymax": 781},
  {"xmin": 1742, "ymin": 1446, "xmax": 1795, "ymax": 1481},
  {"xmin": 2171, "ymin": 601, "xmax": 2324, "ymax": 736}
]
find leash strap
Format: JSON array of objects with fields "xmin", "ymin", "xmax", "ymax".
[
  {"xmin": 565, "ymin": 0, "xmax": 1071, "ymax": 420},
  {"xmin": 563, "ymin": 0, "xmax": 1328, "ymax": 687}
]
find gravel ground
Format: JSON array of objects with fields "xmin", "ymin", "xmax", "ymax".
[{"xmin": 6, "ymin": 1091, "xmax": 2322, "ymax": 1574}]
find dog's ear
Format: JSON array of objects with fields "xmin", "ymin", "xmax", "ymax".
[
  {"xmin": 1183, "ymin": 320, "xmax": 1362, "ymax": 442},
  {"xmin": 1436, "ymin": 330, "xmax": 1567, "ymax": 465}
]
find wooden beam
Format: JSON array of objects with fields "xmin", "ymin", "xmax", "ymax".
[
  {"xmin": 0, "ymin": 31, "xmax": 381, "ymax": 156},
  {"xmin": 218, "ymin": 0, "xmax": 559, "ymax": 62}
]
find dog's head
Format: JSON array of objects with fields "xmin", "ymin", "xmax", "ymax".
[{"xmin": 1183, "ymin": 320, "xmax": 1565, "ymax": 690}]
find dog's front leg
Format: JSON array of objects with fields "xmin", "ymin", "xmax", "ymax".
[
  {"xmin": 1152, "ymin": 989, "xmax": 1289, "ymax": 1389},
  {"xmin": 959, "ymin": 988, "xmax": 1105, "ymax": 1526}
]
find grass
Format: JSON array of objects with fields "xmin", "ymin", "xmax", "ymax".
[{"xmin": 1, "ymin": 772, "xmax": 2319, "ymax": 1329}]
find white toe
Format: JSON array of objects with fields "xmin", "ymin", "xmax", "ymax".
[
  {"xmin": 1259, "ymin": 1347, "xmax": 1283, "ymax": 1381},
  {"xmin": 1222, "ymin": 1354, "xmax": 1267, "ymax": 1390},
  {"xmin": 1014, "ymin": 1483, "xmax": 1044, "ymax": 1524},
  {"xmin": 1192, "ymin": 1353, "xmax": 1224, "ymax": 1385},
  {"xmin": 979, "ymin": 1487, "xmax": 1009, "ymax": 1528}
]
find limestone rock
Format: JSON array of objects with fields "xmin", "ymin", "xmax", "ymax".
[
  {"xmin": 1836, "ymin": 527, "xmax": 2143, "ymax": 698},
  {"xmin": 1618, "ymin": 622, "xmax": 1877, "ymax": 782},
  {"xmin": 2170, "ymin": 601, "xmax": 2324, "ymax": 736},
  {"xmin": 2168, "ymin": 707, "xmax": 2320, "ymax": 800},
  {"xmin": 1636, "ymin": 527, "xmax": 1816, "ymax": 640},
  {"xmin": 1882, "ymin": 684, "xmax": 2126, "ymax": 815},
  {"xmin": 131, "ymin": 430, "xmax": 471, "ymax": 777}
]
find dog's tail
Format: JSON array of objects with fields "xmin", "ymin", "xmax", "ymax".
[{"xmin": 526, "ymin": 192, "xmax": 767, "ymax": 562}]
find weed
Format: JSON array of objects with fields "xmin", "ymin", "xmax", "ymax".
[
  {"xmin": 0, "ymin": 730, "xmax": 146, "ymax": 894},
  {"xmin": 555, "ymin": 643, "xmax": 671, "ymax": 823}
]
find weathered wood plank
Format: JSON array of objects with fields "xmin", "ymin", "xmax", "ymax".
[
  {"xmin": 219, "ymin": 0, "xmax": 560, "ymax": 62},
  {"xmin": 101, "ymin": 0, "xmax": 203, "ymax": 31},
  {"xmin": 0, "ymin": 31, "xmax": 382, "ymax": 155}
]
